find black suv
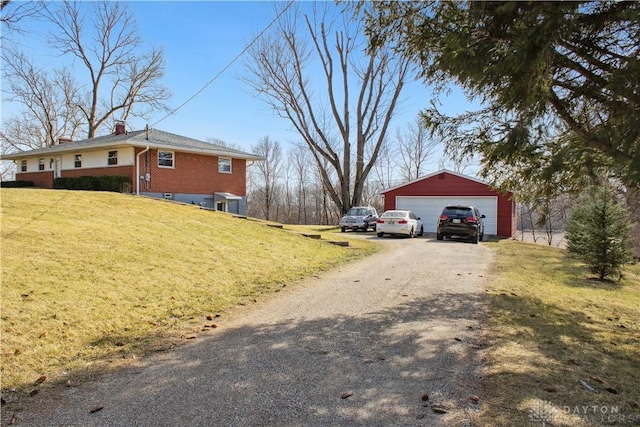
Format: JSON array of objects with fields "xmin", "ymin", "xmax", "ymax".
[{"xmin": 436, "ymin": 205, "xmax": 485, "ymax": 244}]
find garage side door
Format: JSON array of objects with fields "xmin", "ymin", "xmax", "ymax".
[{"xmin": 396, "ymin": 196, "xmax": 498, "ymax": 234}]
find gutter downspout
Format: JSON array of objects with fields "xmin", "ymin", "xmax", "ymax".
[{"xmin": 136, "ymin": 146, "xmax": 150, "ymax": 195}]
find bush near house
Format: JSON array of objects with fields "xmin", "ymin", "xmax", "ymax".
[
  {"xmin": 0, "ymin": 180, "xmax": 35, "ymax": 188},
  {"xmin": 53, "ymin": 175, "xmax": 131, "ymax": 192}
]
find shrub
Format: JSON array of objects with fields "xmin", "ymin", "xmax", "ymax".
[
  {"xmin": 566, "ymin": 186, "xmax": 635, "ymax": 281},
  {"xmin": 0, "ymin": 180, "xmax": 35, "ymax": 188},
  {"xmin": 53, "ymin": 175, "xmax": 131, "ymax": 192}
]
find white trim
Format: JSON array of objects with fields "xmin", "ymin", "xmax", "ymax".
[
  {"xmin": 157, "ymin": 150, "xmax": 175, "ymax": 168},
  {"xmin": 218, "ymin": 157, "xmax": 232, "ymax": 173},
  {"xmin": 107, "ymin": 150, "xmax": 118, "ymax": 166}
]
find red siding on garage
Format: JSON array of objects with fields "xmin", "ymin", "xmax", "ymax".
[{"xmin": 382, "ymin": 171, "xmax": 515, "ymax": 237}]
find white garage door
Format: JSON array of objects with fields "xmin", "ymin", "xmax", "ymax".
[{"xmin": 396, "ymin": 196, "xmax": 498, "ymax": 235}]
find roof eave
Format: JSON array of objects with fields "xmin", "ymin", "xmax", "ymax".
[{"xmin": 1, "ymin": 141, "xmax": 264, "ymax": 161}]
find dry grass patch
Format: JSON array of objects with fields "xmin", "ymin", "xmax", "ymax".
[
  {"xmin": 479, "ymin": 240, "xmax": 640, "ymax": 426},
  {"xmin": 1, "ymin": 189, "xmax": 379, "ymax": 399}
]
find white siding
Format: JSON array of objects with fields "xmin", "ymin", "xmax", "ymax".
[
  {"xmin": 395, "ymin": 196, "xmax": 498, "ymax": 234},
  {"xmin": 60, "ymin": 147, "xmax": 135, "ymax": 170}
]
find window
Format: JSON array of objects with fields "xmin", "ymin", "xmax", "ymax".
[
  {"xmin": 108, "ymin": 150, "xmax": 118, "ymax": 166},
  {"xmin": 74, "ymin": 154, "xmax": 82, "ymax": 168},
  {"xmin": 218, "ymin": 157, "xmax": 231, "ymax": 173},
  {"xmin": 20, "ymin": 160, "xmax": 27, "ymax": 172},
  {"xmin": 158, "ymin": 151, "xmax": 174, "ymax": 168},
  {"xmin": 38, "ymin": 158, "xmax": 45, "ymax": 171}
]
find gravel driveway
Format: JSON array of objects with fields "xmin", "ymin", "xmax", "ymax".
[{"xmin": 7, "ymin": 234, "xmax": 494, "ymax": 427}]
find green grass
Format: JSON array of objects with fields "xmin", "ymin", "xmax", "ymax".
[
  {"xmin": 1, "ymin": 189, "xmax": 379, "ymax": 396},
  {"xmin": 479, "ymin": 240, "xmax": 640, "ymax": 427}
]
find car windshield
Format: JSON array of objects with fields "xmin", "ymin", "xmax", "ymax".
[
  {"xmin": 346, "ymin": 208, "xmax": 369, "ymax": 216},
  {"xmin": 382, "ymin": 211, "xmax": 406, "ymax": 218},
  {"xmin": 443, "ymin": 207, "xmax": 473, "ymax": 217}
]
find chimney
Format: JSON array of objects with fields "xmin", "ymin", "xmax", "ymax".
[
  {"xmin": 114, "ymin": 121, "xmax": 127, "ymax": 135},
  {"xmin": 58, "ymin": 137, "xmax": 73, "ymax": 144}
]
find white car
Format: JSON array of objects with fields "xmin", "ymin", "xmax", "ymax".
[{"xmin": 376, "ymin": 210, "xmax": 423, "ymax": 238}]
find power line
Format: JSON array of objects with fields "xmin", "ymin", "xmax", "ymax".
[{"xmin": 151, "ymin": 1, "xmax": 295, "ymax": 127}]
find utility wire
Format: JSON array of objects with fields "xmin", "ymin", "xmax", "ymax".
[{"xmin": 151, "ymin": 1, "xmax": 295, "ymax": 127}]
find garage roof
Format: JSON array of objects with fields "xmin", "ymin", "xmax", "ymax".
[{"xmin": 381, "ymin": 169, "xmax": 488, "ymax": 194}]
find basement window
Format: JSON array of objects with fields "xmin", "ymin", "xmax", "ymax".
[
  {"xmin": 38, "ymin": 158, "xmax": 45, "ymax": 171},
  {"xmin": 20, "ymin": 160, "xmax": 27, "ymax": 172},
  {"xmin": 158, "ymin": 151, "xmax": 174, "ymax": 168},
  {"xmin": 74, "ymin": 154, "xmax": 82, "ymax": 168},
  {"xmin": 107, "ymin": 150, "xmax": 118, "ymax": 166},
  {"xmin": 218, "ymin": 157, "xmax": 231, "ymax": 173}
]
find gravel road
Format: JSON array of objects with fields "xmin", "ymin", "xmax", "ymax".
[{"xmin": 6, "ymin": 234, "xmax": 494, "ymax": 427}]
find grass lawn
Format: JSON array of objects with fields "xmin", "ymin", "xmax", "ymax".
[
  {"xmin": 0, "ymin": 189, "xmax": 379, "ymax": 398},
  {"xmin": 2, "ymin": 188, "xmax": 638, "ymax": 426},
  {"xmin": 480, "ymin": 240, "xmax": 640, "ymax": 426}
]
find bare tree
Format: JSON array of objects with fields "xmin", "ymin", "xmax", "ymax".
[
  {"xmin": 41, "ymin": 1, "xmax": 171, "ymax": 138},
  {"xmin": 289, "ymin": 143, "xmax": 312, "ymax": 224},
  {"xmin": 249, "ymin": 136, "xmax": 283, "ymax": 221},
  {"xmin": 2, "ymin": 49, "xmax": 84, "ymax": 150},
  {"xmin": 206, "ymin": 137, "xmax": 243, "ymax": 151},
  {"xmin": 242, "ymin": 2, "xmax": 410, "ymax": 215},
  {"xmin": 438, "ymin": 155, "xmax": 474, "ymax": 175},
  {"xmin": 395, "ymin": 116, "xmax": 438, "ymax": 181},
  {"xmin": 2, "ymin": 0, "xmax": 171, "ymax": 154},
  {"xmin": 370, "ymin": 136, "xmax": 396, "ymax": 191},
  {"xmin": 0, "ymin": 0, "xmax": 44, "ymax": 37}
]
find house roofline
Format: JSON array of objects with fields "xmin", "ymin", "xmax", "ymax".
[{"xmin": 0, "ymin": 128, "xmax": 265, "ymax": 161}]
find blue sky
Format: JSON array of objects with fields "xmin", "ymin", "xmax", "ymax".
[{"xmin": 2, "ymin": 1, "xmax": 475, "ymax": 160}]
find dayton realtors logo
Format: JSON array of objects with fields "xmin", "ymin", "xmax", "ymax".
[
  {"xmin": 563, "ymin": 405, "xmax": 639, "ymax": 424},
  {"xmin": 529, "ymin": 400, "xmax": 639, "ymax": 425}
]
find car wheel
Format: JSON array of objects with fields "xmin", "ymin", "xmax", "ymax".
[
  {"xmin": 377, "ymin": 232, "xmax": 384, "ymax": 238},
  {"xmin": 341, "ymin": 227, "xmax": 346, "ymax": 233},
  {"xmin": 472, "ymin": 233, "xmax": 479, "ymax": 244},
  {"xmin": 436, "ymin": 232, "xmax": 443, "ymax": 241},
  {"xmin": 418, "ymin": 226, "xmax": 424, "ymax": 236},
  {"xmin": 480, "ymin": 232, "xmax": 484, "ymax": 242}
]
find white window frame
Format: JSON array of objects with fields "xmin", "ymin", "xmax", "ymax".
[
  {"xmin": 38, "ymin": 158, "xmax": 45, "ymax": 171},
  {"xmin": 107, "ymin": 150, "xmax": 118, "ymax": 166},
  {"xmin": 218, "ymin": 157, "xmax": 232, "ymax": 173},
  {"xmin": 158, "ymin": 150, "xmax": 175, "ymax": 168},
  {"xmin": 74, "ymin": 154, "xmax": 82, "ymax": 168},
  {"xmin": 20, "ymin": 160, "xmax": 27, "ymax": 172}
]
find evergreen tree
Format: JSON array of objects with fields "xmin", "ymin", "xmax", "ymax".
[{"xmin": 566, "ymin": 186, "xmax": 634, "ymax": 281}]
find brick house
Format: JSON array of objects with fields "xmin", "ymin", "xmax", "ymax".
[
  {"xmin": 1, "ymin": 124, "xmax": 263, "ymax": 215},
  {"xmin": 380, "ymin": 169, "xmax": 516, "ymax": 238}
]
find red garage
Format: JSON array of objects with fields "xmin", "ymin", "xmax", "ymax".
[{"xmin": 381, "ymin": 169, "xmax": 515, "ymax": 238}]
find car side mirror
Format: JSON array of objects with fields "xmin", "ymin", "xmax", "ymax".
[
  {"xmin": 417, "ymin": 217, "xmax": 421, "ymax": 220},
  {"xmin": 481, "ymin": 214, "xmax": 486, "ymax": 218}
]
